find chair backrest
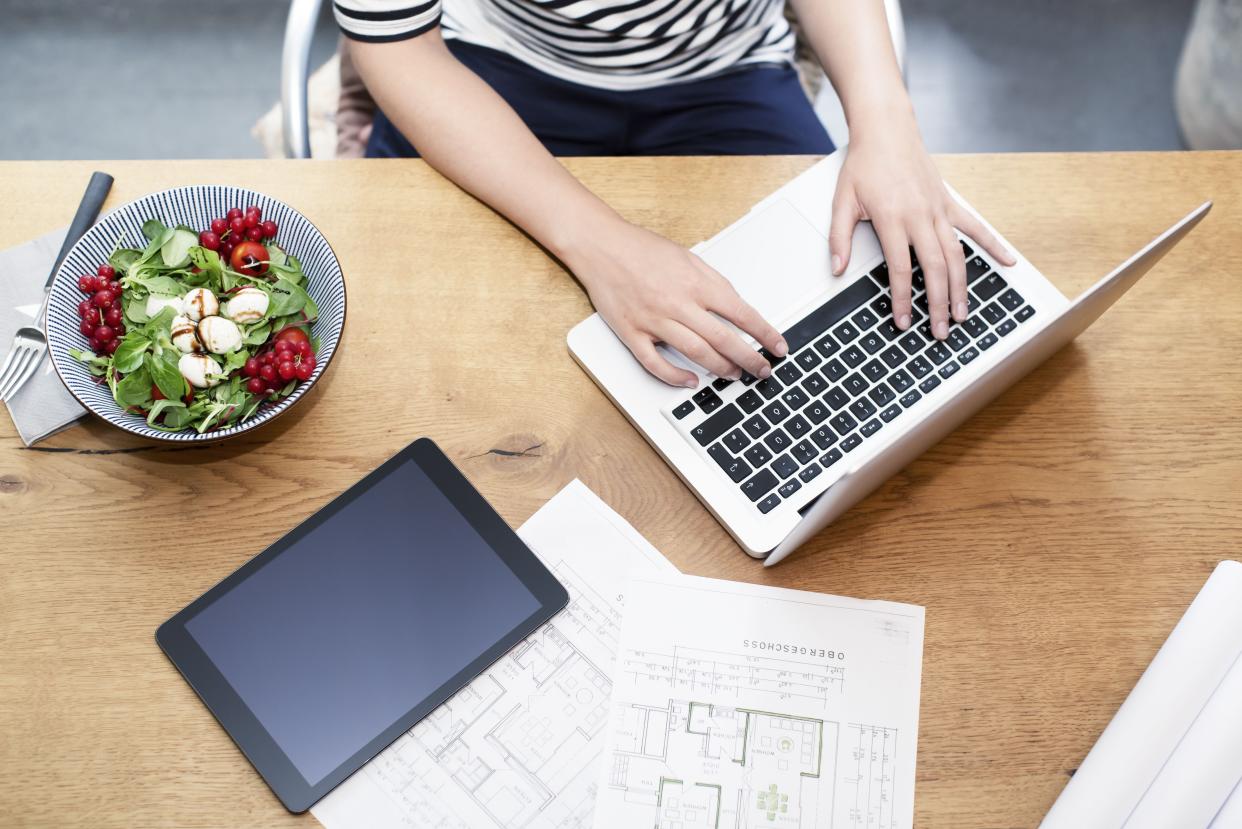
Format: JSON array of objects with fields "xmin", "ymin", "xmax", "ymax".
[{"xmin": 279, "ymin": 0, "xmax": 906, "ymax": 159}]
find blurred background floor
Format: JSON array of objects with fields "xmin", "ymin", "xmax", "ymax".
[{"xmin": 0, "ymin": 0, "xmax": 1195, "ymax": 159}]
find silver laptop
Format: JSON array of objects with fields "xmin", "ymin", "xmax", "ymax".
[{"xmin": 568, "ymin": 149, "xmax": 1210, "ymax": 566}]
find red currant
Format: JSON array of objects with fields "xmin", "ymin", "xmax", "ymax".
[
  {"xmin": 274, "ymin": 339, "xmax": 294, "ymax": 355},
  {"xmin": 199, "ymin": 231, "xmax": 221, "ymax": 251},
  {"xmin": 259, "ymin": 364, "xmax": 277, "ymax": 382},
  {"xmin": 245, "ymin": 226, "xmax": 262, "ymax": 241},
  {"xmin": 105, "ymin": 306, "xmax": 122, "ymax": 326},
  {"xmin": 294, "ymin": 361, "xmax": 313, "ymax": 381},
  {"xmin": 243, "ymin": 357, "xmax": 260, "ymax": 377},
  {"xmin": 210, "ymin": 218, "xmax": 229, "ymax": 235},
  {"xmin": 243, "ymin": 214, "xmax": 259, "ymax": 231},
  {"xmin": 277, "ymin": 361, "xmax": 296, "ymax": 381},
  {"xmin": 229, "ymin": 216, "xmax": 245, "ymax": 236},
  {"xmin": 246, "ymin": 376, "xmax": 266, "ymax": 394},
  {"xmin": 105, "ymin": 339, "xmax": 121, "ymax": 355},
  {"xmin": 226, "ymin": 207, "xmax": 243, "ymax": 221},
  {"xmin": 94, "ymin": 325, "xmax": 114, "ymax": 342},
  {"xmin": 93, "ymin": 290, "xmax": 114, "ymax": 308},
  {"xmin": 78, "ymin": 274, "xmax": 96, "ymax": 292},
  {"xmin": 88, "ymin": 336, "xmax": 103, "ymax": 351},
  {"xmin": 79, "ymin": 319, "xmax": 95, "ymax": 337},
  {"xmin": 77, "ymin": 299, "xmax": 92, "ymax": 317},
  {"xmin": 97, "ymin": 264, "xmax": 115, "ymax": 279},
  {"xmin": 245, "ymin": 205, "xmax": 262, "ymax": 221},
  {"xmin": 108, "ymin": 281, "xmax": 123, "ymax": 295},
  {"xmin": 113, "ymin": 323, "xmax": 126, "ymax": 338},
  {"xmin": 220, "ymin": 241, "xmax": 235, "ymax": 260},
  {"xmin": 82, "ymin": 306, "xmax": 101, "ymax": 326},
  {"xmin": 297, "ymin": 340, "xmax": 314, "ymax": 358},
  {"xmin": 260, "ymin": 220, "xmax": 278, "ymax": 239}
]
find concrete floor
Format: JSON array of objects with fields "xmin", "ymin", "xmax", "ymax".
[{"xmin": 0, "ymin": 0, "xmax": 1194, "ymax": 159}]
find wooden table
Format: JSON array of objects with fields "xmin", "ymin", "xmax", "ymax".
[{"xmin": 1, "ymin": 152, "xmax": 1239, "ymax": 828}]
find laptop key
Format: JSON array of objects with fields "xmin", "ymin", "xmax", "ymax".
[
  {"xmin": 708, "ymin": 444, "xmax": 752, "ymax": 483},
  {"xmin": 794, "ymin": 349, "xmax": 821, "ymax": 370},
  {"xmin": 998, "ymin": 288, "xmax": 1025, "ymax": 311},
  {"xmin": 849, "ymin": 398, "xmax": 877, "ymax": 420},
  {"xmin": 1015, "ymin": 305, "xmax": 1035, "ymax": 323},
  {"xmin": 785, "ymin": 415, "xmax": 810, "ymax": 439},
  {"xmin": 691, "ymin": 403, "xmax": 743, "ymax": 446},
  {"xmin": 978, "ymin": 332, "xmax": 999, "ymax": 351},
  {"xmin": 757, "ymin": 493, "xmax": 781, "ymax": 514},
  {"xmin": 841, "ymin": 345, "xmax": 866, "ymax": 368},
  {"xmin": 830, "ymin": 412, "xmax": 857, "ymax": 435},
  {"xmin": 851, "ymin": 307, "xmax": 879, "ymax": 330},
  {"xmin": 824, "ymin": 388, "xmax": 850, "ymax": 410},
  {"xmin": 772, "ymin": 453, "xmax": 798, "ymax": 479},
  {"xmin": 792, "ymin": 440, "xmax": 816, "ymax": 464},
  {"xmin": 775, "ymin": 362, "xmax": 802, "ymax": 384},
  {"xmin": 712, "ymin": 377, "xmax": 733, "ymax": 391},
  {"xmin": 959, "ymin": 346, "xmax": 980, "ymax": 365},
  {"xmin": 741, "ymin": 468, "xmax": 779, "ymax": 501},
  {"xmin": 777, "ymin": 478, "xmax": 802, "ymax": 499},
  {"xmin": 781, "ymin": 388, "xmax": 810, "ymax": 410},
  {"xmin": 981, "ymin": 302, "xmax": 1006, "ymax": 324},
  {"xmin": 762, "ymin": 401, "xmax": 790, "ymax": 424},
  {"xmin": 900, "ymin": 390, "xmax": 921, "ymax": 407},
  {"xmin": 938, "ymin": 361, "xmax": 961, "ymax": 380},
  {"xmin": 997, "ymin": 319, "xmax": 1018, "ymax": 337},
  {"xmin": 862, "ymin": 359, "xmax": 887, "ymax": 382},
  {"xmin": 833, "ymin": 321, "xmax": 861, "ymax": 344},
  {"xmin": 821, "ymin": 448, "xmax": 844, "ymax": 467},
  {"xmin": 961, "ymin": 239, "xmax": 975, "ymax": 258},
  {"xmin": 802, "ymin": 371, "xmax": 828, "ymax": 396},
  {"xmin": 781, "ymin": 276, "xmax": 880, "ymax": 352},
  {"xmin": 813, "ymin": 334, "xmax": 841, "ymax": 358},
  {"xmin": 859, "ymin": 332, "xmax": 884, "ymax": 355},
  {"xmin": 742, "ymin": 415, "xmax": 770, "ymax": 439},
  {"xmin": 871, "ymin": 295, "xmax": 892, "ymax": 317},
  {"xmin": 975, "ymin": 272, "xmax": 1008, "ymax": 301},
  {"xmin": 764, "ymin": 429, "xmax": 792, "ymax": 452},
  {"xmin": 737, "ymin": 389, "xmax": 763, "ymax": 413},
  {"xmin": 870, "ymin": 262, "xmax": 890, "ymax": 286},
  {"xmin": 822, "ymin": 358, "xmax": 848, "ymax": 382},
  {"xmin": 963, "ymin": 317, "xmax": 989, "ymax": 338},
  {"xmin": 880, "ymin": 345, "xmax": 905, "ymax": 368},
  {"xmin": 859, "ymin": 418, "xmax": 882, "ymax": 438},
  {"xmin": 888, "ymin": 369, "xmax": 914, "ymax": 392},
  {"xmin": 755, "ymin": 376, "xmax": 783, "ymax": 399},
  {"xmin": 693, "ymin": 387, "xmax": 722, "ymax": 413},
  {"xmin": 966, "ymin": 256, "xmax": 990, "ymax": 283},
  {"xmin": 877, "ymin": 319, "xmax": 902, "ymax": 341},
  {"xmin": 810, "ymin": 426, "xmax": 836, "ymax": 449},
  {"xmin": 907, "ymin": 356, "xmax": 933, "ymax": 378},
  {"xmin": 841, "ymin": 434, "xmax": 863, "ymax": 452},
  {"xmin": 869, "ymin": 384, "xmax": 895, "ymax": 406},
  {"xmin": 744, "ymin": 443, "xmax": 772, "ymax": 466},
  {"xmin": 843, "ymin": 373, "xmax": 870, "ymax": 396},
  {"xmin": 919, "ymin": 375, "xmax": 942, "ymax": 394},
  {"xmin": 723, "ymin": 429, "xmax": 749, "ymax": 453},
  {"xmin": 757, "ymin": 347, "xmax": 785, "ymax": 367},
  {"xmin": 673, "ymin": 400, "xmax": 695, "ymax": 419},
  {"xmin": 798, "ymin": 463, "xmax": 822, "ymax": 484},
  {"xmin": 925, "ymin": 342, "xmax": 952, "ymax": 365},
  {"xmin": 947, "ymin": 329, "xmax": 970, "ymax": 352},
  {"xmin": 804, "ymin": 401, "xmax": 831, "ymax": 425},
  {"xmin": 899, "ymin": 331, "xmax": 924, "ymax": 355}
]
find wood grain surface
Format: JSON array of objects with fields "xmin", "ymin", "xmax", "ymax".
[{"xmin": 1, "ymin": 152, "xmax": 1239, "ymax": 828}]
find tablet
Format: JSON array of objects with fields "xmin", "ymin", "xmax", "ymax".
[{"xmin": 157, "ymin": 438, "xmax": 568, "ymax": 813}]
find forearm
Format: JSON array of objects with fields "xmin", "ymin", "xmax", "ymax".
[
  {"xmin": 349, "ymin": 32, "xmax": 620, "ymax": 265},
  {"xmin": 786, "ymin": 0, "xmax": 914, "ymax": 135}
]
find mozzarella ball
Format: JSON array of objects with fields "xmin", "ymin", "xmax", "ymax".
[
  {"xmin": 146, "ymin": 294, "xmax": 184, "ymax": 318},
  {"xmin": 197, "ymin": 315, "xmax": 243, "ymax": 355},
  {"xmin": 170, "ymin": 314, "xmax": 202, "ymax": 353},
  {"xmin": 223, "ymin": 287, "xmax": 269, "ymax": 324},
  {"xmin": 178, "ymin": 353, "xmax": 221, "ymax": 389},
  {"xmin": 183, "ymin": 287, "xmax": 219, "ymax": 322}
]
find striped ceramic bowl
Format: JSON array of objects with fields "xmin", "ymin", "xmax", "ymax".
[{"xmin": 46, "ymin": 186, "xmax": 346, "ymax": 442}]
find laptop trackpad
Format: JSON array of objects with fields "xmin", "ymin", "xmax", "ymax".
[{"xmin": 694, "ymin": 197, "xmax": 867, "ymax": 324}]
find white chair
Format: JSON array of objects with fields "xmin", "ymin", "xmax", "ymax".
[{"xmin": 278, "ymin": 0, "xmax": 905, "ymax": 158}]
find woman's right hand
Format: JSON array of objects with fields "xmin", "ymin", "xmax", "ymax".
[{"xmin": 566, "ymin": 220, "xmax": 788, "ymax": 389}]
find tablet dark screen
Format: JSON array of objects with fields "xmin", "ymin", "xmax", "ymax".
[{"xmin": 183, "ymin": 455, "xmax": 541, "ymax": 785}]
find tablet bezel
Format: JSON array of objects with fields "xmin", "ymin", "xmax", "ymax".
[{"xmin": 156, "ymin": 437, "xmax": 568, "ymax": 813}]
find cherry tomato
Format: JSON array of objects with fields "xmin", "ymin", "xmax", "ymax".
[
  {"xmin": 274, "ymin": 326, "xmax": 310, "ymax": 348},
  {"xmin": 229, "ymin": 241, "xmax": 269, "ymax": 276}
]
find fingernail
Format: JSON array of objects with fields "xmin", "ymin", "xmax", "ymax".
[
  {"xmin": 831, "ymin": 254, "xmax": 842, "ymax": 275},
  {"xmin": 954, "ymin": 301, "xmax": 968, "ymax": 320},
  {"xmin": 684, "ymin": 377, "xmax": 699, "ymax": 389},
  {"xmin": 1003, "ymin": 249, "xmax": 1017, "ymax": 265},
  {"xmin": 774, "ymin": 339, "xmax": 789, "ymax": 357},
  {"xmin": 759, "ymin": 365, "xmax": 772, "ymax": 379},
  {"xmin": 727, "ymin": 371, "xmax": 741, "ymax": 381},
  {"xmin": 897, "ymin": 314, "xmax": 912, "ymax": 330},
  {"xmin": 934, "ymin": 320, "xmax": 949, "ymax": 340}
]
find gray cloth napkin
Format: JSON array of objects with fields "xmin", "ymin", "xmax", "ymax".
[{"xmin": 0, "ymin": 225, "xmax": 88, "ymax": 445}]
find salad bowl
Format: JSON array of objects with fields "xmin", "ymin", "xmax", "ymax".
[{"xmin": 45, "ymin": 185, "xmax": 346, "ymax": 442}]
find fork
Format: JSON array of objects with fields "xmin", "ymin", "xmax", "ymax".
[{"xmin": 0, "ymin": 171, "xmax": 113, "ymax": 402}]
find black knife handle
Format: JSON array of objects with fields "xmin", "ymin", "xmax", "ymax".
[{"xmin": 46, "ymin": 171, "xmax": 114, "ymax": 288}]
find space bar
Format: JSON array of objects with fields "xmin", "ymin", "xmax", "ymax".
[{"xmin": 781, "ymin": 277, "xmax": 880, "ymax": 353}]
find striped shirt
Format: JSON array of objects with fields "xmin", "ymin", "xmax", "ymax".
[{"xmin": 333, "ymin": 0, "xmax": 797, "ymax": 91}]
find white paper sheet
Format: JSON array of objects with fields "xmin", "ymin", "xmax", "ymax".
[
  {"xmin": 1041, "ymin": 560, "xmax": 1242, "ymax": 829},
  {"xmin": 313, "ymin": 479, "xmax": 678, "ymax": 829},
  {"xmin": 593, "ymin": 575, "xmax": 925, "ymax": 829}
]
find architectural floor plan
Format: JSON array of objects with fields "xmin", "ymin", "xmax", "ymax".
[{"xmin": 594, "ymin": 576, "xmax": 924, "ymax": 829}]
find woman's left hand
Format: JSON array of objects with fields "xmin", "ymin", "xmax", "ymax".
[{"xmin": 827, "ymin": 111, "xmax": 1016, "ymax": 341}]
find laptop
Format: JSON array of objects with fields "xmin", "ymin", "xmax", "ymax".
[{"xmin": 568, "ymin": 149, "xmax": 1210, "ymax": 566}]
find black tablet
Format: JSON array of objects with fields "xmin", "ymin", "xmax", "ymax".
[{"xmin": 157, "ymin": 438, "xmax": 568, "ymax": 813}]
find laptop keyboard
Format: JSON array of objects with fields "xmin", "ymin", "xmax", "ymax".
[{"xmin": 668, "ymin": 243, "xmax": 1038, "ymax": 515}]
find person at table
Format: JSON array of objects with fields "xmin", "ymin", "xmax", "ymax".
[{"xmin": 335, "ymin": 0, "xmax": 1015, "ymax": 387}]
